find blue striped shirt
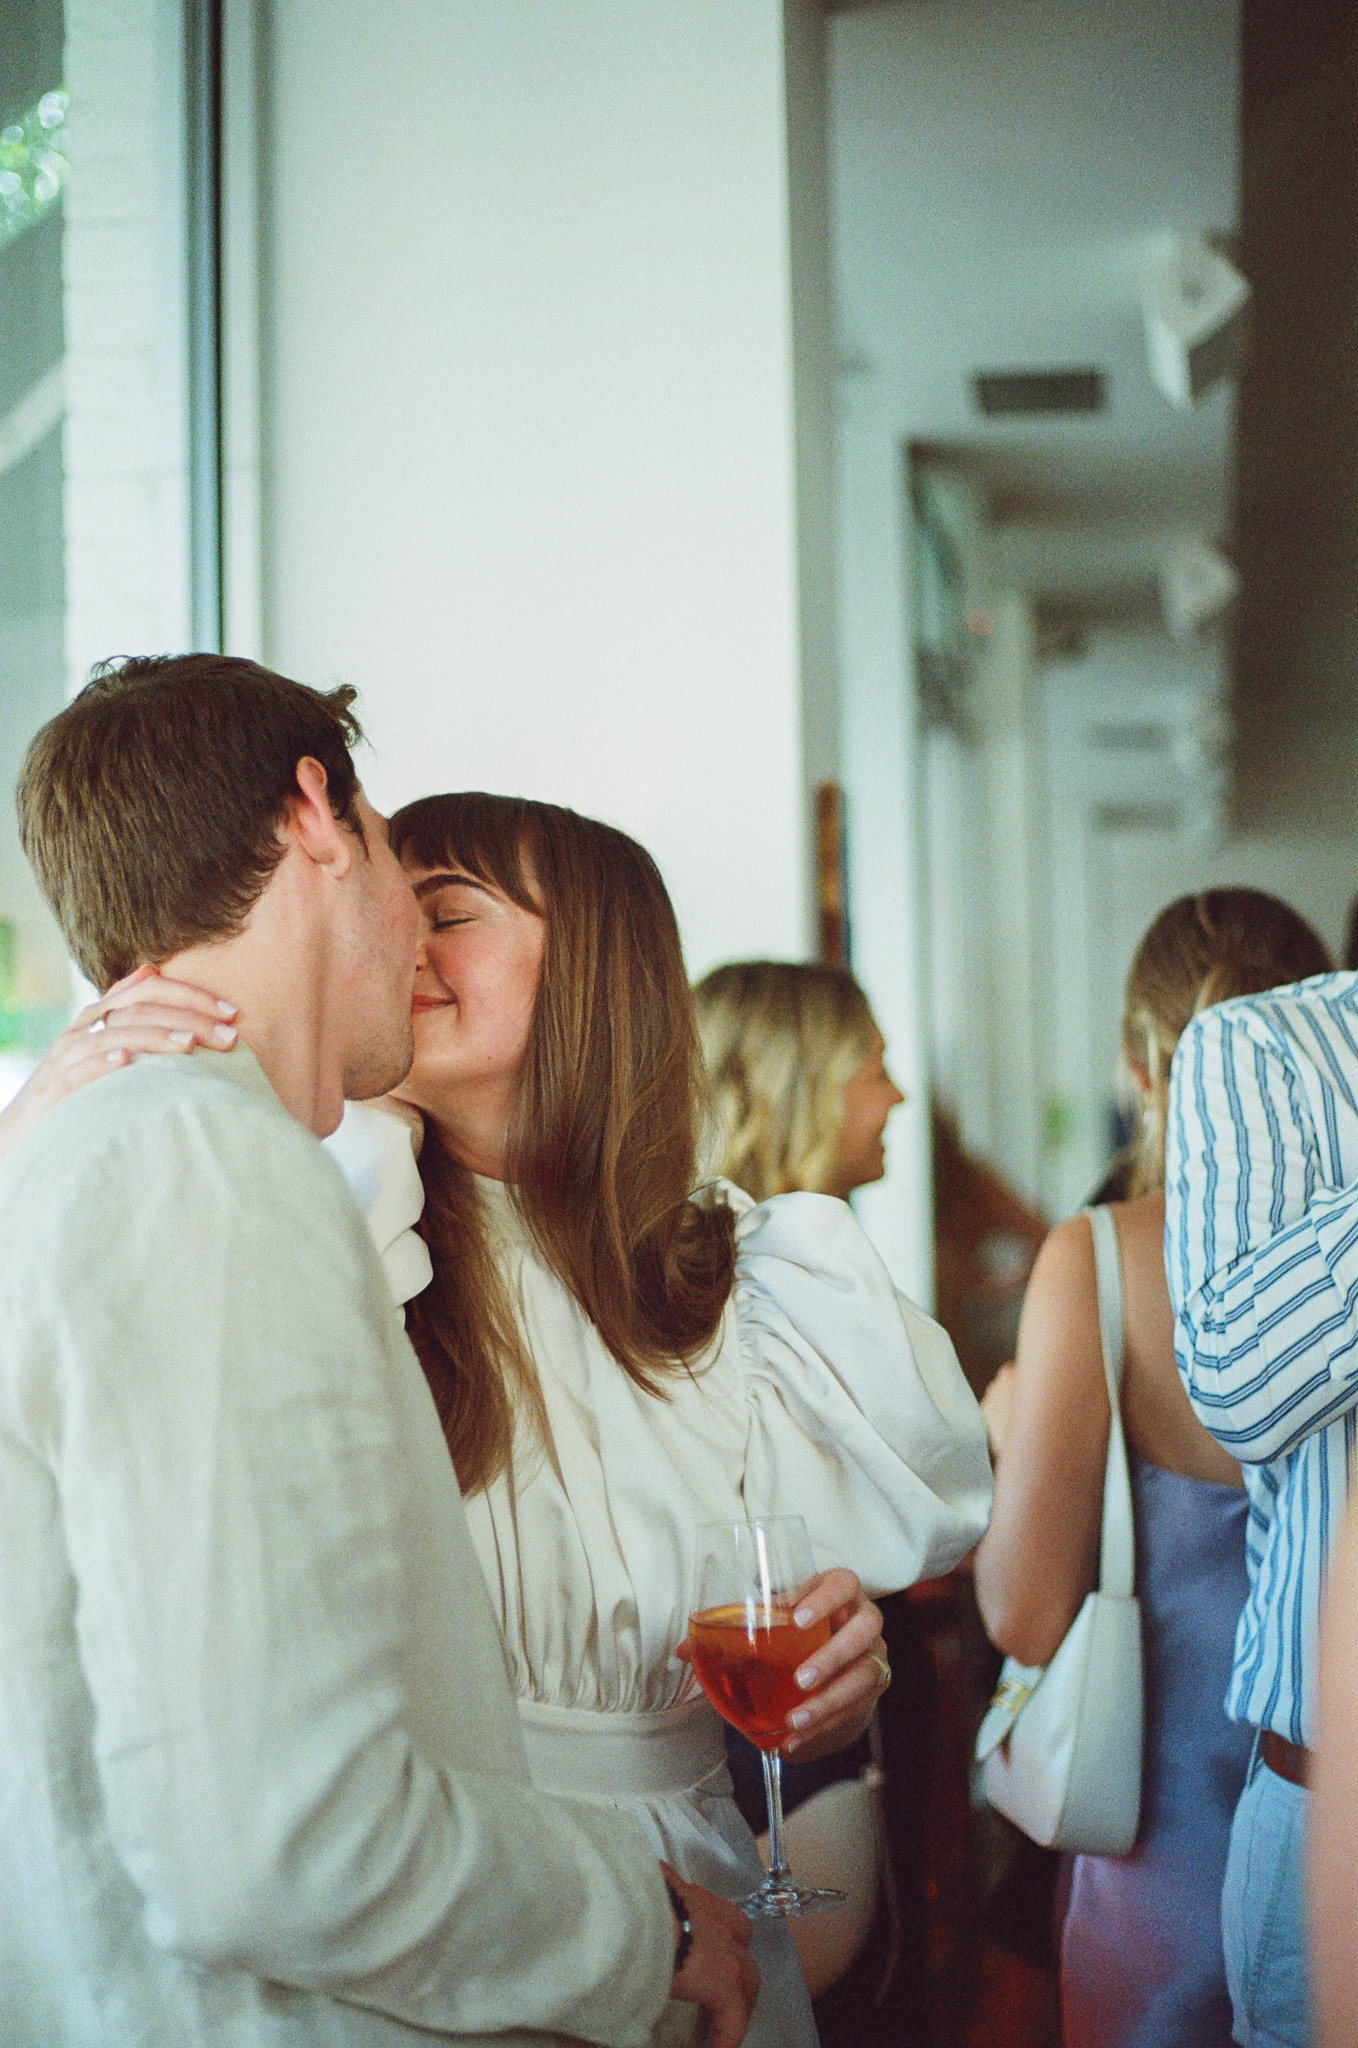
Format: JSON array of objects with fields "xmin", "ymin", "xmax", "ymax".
[{"xmin": 1166, "ymin": 971, "xmax": 1358, "ymax": 1744}]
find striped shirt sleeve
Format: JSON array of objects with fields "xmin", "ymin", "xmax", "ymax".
[{"xmin": 1166, "ymin": 1001, "xmax": 1358, "ymax": 1463}]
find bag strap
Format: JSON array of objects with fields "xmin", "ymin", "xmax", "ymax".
[{"xmin": 1084, "ymin": 1205, "xmax": 1135, "ymax": 1600}]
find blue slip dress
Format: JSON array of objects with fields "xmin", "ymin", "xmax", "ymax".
[{"xmin": 1059, "ymin": 1447, "xmax": 1251, "ymax": 2045}]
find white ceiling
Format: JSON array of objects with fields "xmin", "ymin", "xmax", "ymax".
[{"xmin": 827, "ymin": 0, "xmax": 1241, "ymax": 601}]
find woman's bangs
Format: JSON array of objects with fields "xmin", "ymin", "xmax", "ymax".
[{"xmin": 389, "ymin": 793, "xmax": 539, "ymax": 911}]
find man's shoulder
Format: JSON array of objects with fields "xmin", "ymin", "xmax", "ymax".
[
  {"xmin": 0, "ymin": 1050, "xmax": 326, "ymax": 1231},
  {"xmin": 0, "ymin": 1053, "xmax": 402, "ymax": 1387},
  {"xmin": 1185, "ymin": 970, "xmax": 1358, "ymax": 1063}
]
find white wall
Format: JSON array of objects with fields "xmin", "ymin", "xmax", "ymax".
[
  {"xmin": 921, "ymin": 589, "xmax": 1046, "ymax": 1216},
  {"xmin": 835, "ymin": 389, "xmax": 934, "ymax": 1303},
  {"xmin": 924, "ymin": 721, "xmax": 992, "ymax": 1159},
  {"xmin": 1036, "ymin": 628, "xmax": 1218, "ymax": 1212},
  {"xmin": 254, "ymin": 0, "xmax": 825, "ymax": 979},
  {"xmin": 972, "ymin": 591, "xmax": 1044, "ymax": 1207},
  {"xmin": 783, "ymin": 0, "xmax": 838, "ymax": 812},
  {"xmin": 63, "ymin": 0, "xmax": 193, "ymax": 694},
  {"xmin": 1032, "ymin": 624, "xmax": 1358, "ymax": 1219}
]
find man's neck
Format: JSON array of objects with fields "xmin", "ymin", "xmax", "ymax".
[{"xmin": 161, "ymin": 909, "xmax": 344, "ymax": 1137}]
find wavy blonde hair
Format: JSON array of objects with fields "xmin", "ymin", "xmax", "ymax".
[
  {"xmin": 693, "ymin": 960, "xmax": 877, "ymax": 1201},
  {"xmin": 1122, "ymin": 888, "xmax": 1331, "ymax": 1196}
]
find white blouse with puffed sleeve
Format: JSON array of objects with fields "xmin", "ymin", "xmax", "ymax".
[{"xmin": 329, "ymin": 1107, "xmax": 992, "ymax": 2048}]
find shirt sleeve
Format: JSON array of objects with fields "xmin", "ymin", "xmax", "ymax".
[
  {"xmin": 30, "ymin": 1089, "xmax": 674, "ymax": 2046},
  {"xmin": 1166, "ymin": 1001, "xmax": 1358, "ymax": 1463},
  {"xmin": 730, "ymin": 1191, "xmax": 993, "ymax": 1593}
]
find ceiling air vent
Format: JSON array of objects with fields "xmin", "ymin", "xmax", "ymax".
[
  {"xmin": 1088, "ymin": 722, "xmax": 1172, "ymax": 755},
  {"xmin": 972, "ymin": 368, "xmax": 1107, "ymax": 417},
  {"xmin": 1094, "ymin": 801, "xmax": 1179, "ymax": 833}
]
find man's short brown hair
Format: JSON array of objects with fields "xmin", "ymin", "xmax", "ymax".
[{"xmin": 18, "ymin": 654, "xmax": 367, "ymax": 989}]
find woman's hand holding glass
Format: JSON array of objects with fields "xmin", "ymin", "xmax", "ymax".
[
  {"xmin": 0, "ymin": 966, "xmax": 238, "ymax": 1166},
  {"xmin": 772, "ymin": 1567, "xmax": 888, "ymax": 1759},
  {"xmin": 678, "ymin": 1563, "xmax": 887, "ymax": 1760},
  {"xmin": 686, "ymin": 1517, "xmax": 884, "ymax": 1917}
]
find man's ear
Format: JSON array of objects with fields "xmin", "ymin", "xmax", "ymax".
[{"xmin": 285, "ymin": 757, "xmax": 355, "ymax": 878}]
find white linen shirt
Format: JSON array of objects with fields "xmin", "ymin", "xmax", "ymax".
[{"xmin": 0, "ymin": 1046, "xmax": 676, "ymax": 2047}]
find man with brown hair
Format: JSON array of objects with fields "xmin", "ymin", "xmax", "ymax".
[{"xmin": 0, "ymin": 655, "xmax": 756, "ymax": 2048}]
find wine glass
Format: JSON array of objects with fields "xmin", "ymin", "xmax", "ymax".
[{"xmin": 688, "ymin": 1515, "xmax": 847, "ymax": 1918}]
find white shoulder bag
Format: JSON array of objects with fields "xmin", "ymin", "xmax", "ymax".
[{"xmin": 974, "ymin": 1204, "xmax": 1143, "ymax": 1856}]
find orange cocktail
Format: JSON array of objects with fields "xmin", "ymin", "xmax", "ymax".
[{"xmin": 687, "ymin": 1599, "xmax": 832, "ymax": 1750}]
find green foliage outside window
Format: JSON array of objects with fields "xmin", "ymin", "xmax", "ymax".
[{"xmin": 0, "ymin": 89, "xmax": 69, "ymax": 253}]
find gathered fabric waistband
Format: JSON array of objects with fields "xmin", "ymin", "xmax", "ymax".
[{"xmin": 517, "ymin": 1695, "xmax": 730, "ymax": 1800}]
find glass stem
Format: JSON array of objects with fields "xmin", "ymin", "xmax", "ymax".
[{"xmin": 761, "ymin": 1746, "xmax": 791, "ymax": 1881}]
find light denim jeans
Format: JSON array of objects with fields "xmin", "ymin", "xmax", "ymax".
[{"xmin": 1222, "ymin": 1740, "xmax": 1310, "ymax": 2048}]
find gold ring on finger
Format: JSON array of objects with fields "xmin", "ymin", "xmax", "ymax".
[{"xmin": 869, "ymin": 1648, "xmax": 891, "ymax": 1693}]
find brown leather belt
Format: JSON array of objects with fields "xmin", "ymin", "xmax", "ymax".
[{"xmin": 1261, "ymin": 1730, "xmax": 1311, "ymax": 1788}]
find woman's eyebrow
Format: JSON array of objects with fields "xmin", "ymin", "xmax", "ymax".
[{"xmin": 412, "ymin": 871, "xmax": 495, "ymax": 901}]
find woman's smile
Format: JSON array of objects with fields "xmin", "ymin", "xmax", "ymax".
[{"xmin": 389, "ymin": 856, "xmax": 547, "ymax": 1173}]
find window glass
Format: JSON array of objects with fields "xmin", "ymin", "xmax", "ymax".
[
  {"xmin": 0, "ymin": 0, "xmax": 70, "ymax": 1081},
  {"xmin": 0, "ymin": 0, "xmax": 204, "ymax": 1102}
]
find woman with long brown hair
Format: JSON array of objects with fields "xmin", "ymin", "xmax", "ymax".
[
  {"xmin": 376, "ymin": 792, "xmax": 990, "ymax": 2045},
  {"xmin": 974, "ymin": 888, "xmax": 1331, "ymax": 2048}
]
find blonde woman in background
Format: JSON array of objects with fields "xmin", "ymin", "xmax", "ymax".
[
  {"xmin": 975, "ymin": 890, "xmax": 1331, "ymax": 2048},
  {"xmin": 694, "ymin": 961, "xmax": 904, "ymax": 1202},
  {"xmin": 693, "ymin": 959, "xmax": 917, "ymax": 2018}
]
